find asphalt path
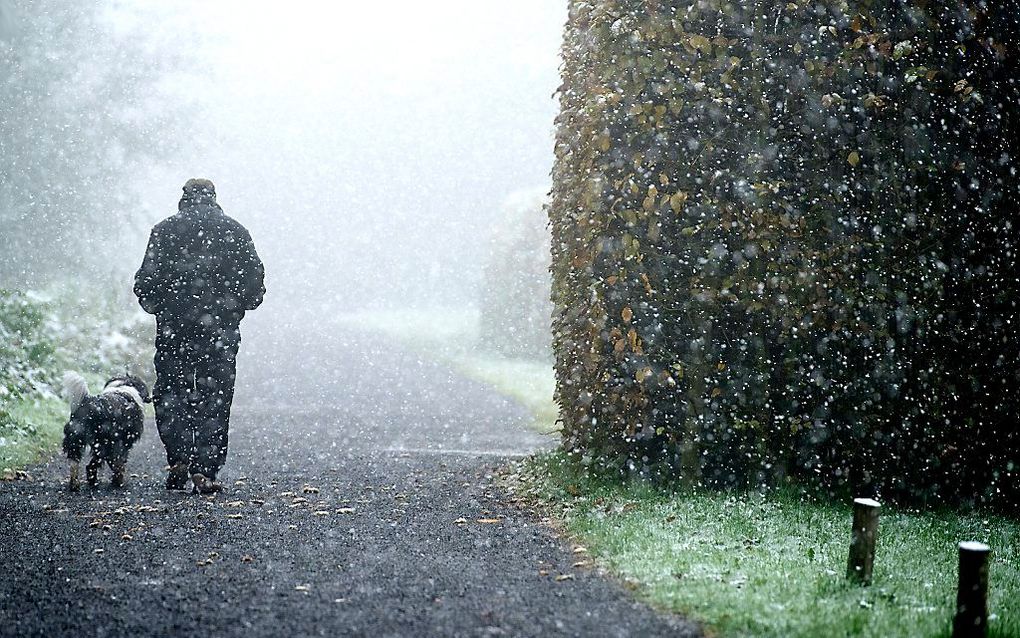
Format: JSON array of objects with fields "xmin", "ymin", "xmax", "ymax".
[{"xmin": 0, "ymin": 325, "xmax": 699, "ymax": 637}]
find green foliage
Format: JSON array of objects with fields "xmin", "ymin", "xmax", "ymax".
[
  {"xmin": 0, "ymin": 289, "xmax": 60, "ymax": 470},
  {"xmin": 549, "ymin": 0, "xmax": 1020, "ymax": 506},
  {"xmin": 510, "ymin": 453, "xmax": 1020, "ymax": 638},
  {"xmin": 0, "ymin": 290, "xmax": 59, "ymax": 400}
]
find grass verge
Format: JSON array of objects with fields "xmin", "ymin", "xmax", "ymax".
[
  {"xmin": 0, "ymin": 394, "xmax": 66, "ymax": 476},
  {"xmin": 336, "ymin": 306, "xmax": 558, "ymax": 433},
  {"xmin": 503, "ymin": 452, "xmax": 1020, "ymax": 638}
]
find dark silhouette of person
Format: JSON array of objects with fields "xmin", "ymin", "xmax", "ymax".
[{"xmin": 134, "ymin": 178, "xmax": 264, "ymax": 493}]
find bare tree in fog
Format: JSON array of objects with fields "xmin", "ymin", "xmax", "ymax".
[{"xmin": 0, "ymin": 0, "xmax": 185, "ymax": 288}]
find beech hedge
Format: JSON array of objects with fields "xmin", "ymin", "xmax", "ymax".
[{"xmin": 549, "ymin": 0, "xmax": 1019, "ymax": 507}]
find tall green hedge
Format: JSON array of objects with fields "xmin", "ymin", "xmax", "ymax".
[{"xmin": 549, "ymin": 0, "xmax": 1019, "ymax": 507}]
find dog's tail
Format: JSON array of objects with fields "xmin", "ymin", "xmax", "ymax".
[{"xmin": 62, "ymin": 372, "xmax": 90, "ymax": 411}]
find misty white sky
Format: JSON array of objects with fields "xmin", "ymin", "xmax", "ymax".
[{"xmin": 115, "ymin": 1, "xmax": 563, "ymax": 314}]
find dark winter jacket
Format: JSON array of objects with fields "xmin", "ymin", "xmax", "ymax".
[{"xmin": 134, "ymin": 199, "xmax": 265, "ymax": 328}]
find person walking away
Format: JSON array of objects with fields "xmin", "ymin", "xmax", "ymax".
[{"xmin": 134, "ymin": 178, "xmax": 265, "ymax": 493}]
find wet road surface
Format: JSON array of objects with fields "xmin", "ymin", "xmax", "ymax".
[{"xmin": 0, "ymin": 327, "xmax": 699, "ymax": 637}]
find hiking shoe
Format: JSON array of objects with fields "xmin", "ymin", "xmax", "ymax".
[
  {"xmin": 191, "ymin": 473, "xmax": 224, "ymax": 494},
  {"xmin": 166, "ymin": 464, "xmax": 190, "ymax": 491}
]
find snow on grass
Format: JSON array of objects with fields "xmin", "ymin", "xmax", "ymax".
[
  {"xmin": 507, "ymin": 453, "xmax": 1020, "ymax": 638},
  {"xmin": 0, "ymin": 395, "xmax": 65, "ymax": 474}
]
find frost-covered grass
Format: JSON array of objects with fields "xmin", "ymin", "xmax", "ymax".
[
  {"xmin": 0, "ymin": 371, "xmax": 113, "ymax": 475},
  {"xmin": 336, "ymin": 306, "xmax": 558, "ymax": 432},
  {"xmin": 509, "ymin": 453, "xmax": 1020, "ymax": 638},
  {"xmin": 0, "ymin": 394, "xmax": 66, "ymax": 474}
]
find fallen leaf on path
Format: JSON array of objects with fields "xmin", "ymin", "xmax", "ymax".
[
  {"xmin": 572, "ymin": 546, "xmax": 588, "ymax": 554},
  {"xmin": 336, "ymin": 507, "xmax": 355, "ymax": 514},
  {"xmin": 476, "ymin": 518, "xmax": 502, "ymax": 524},
  {"xmin": 453, "ymin": 517, "xmax": 468, "ymax": 525},
  {"xmin": 313, "ymin": 510, "xmax": 330, "ymax": 516},
  {"xmin": 555, "ymin": 574, "xmax": 575, "ymax": 582},
  {"xmin": 295, "ymin": 585, "xmax": 311, "ymax": 592}
]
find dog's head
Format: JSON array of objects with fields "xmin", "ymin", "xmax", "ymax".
[{"xmin": 105, "ymin": 374, "xmax": 152, "ymax": 403}]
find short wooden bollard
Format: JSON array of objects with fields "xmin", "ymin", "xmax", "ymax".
[
  {"xmin": 953, "ymin": 541, "xmax": 991, "ymax": 638},
  {"xmin": 846, "ymin": 497, "xmax": 881, "ymax": 585}
]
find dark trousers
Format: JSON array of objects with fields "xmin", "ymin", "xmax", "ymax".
[{"xmin": 153, "ymin": 321, "xmax": 240, "ymax": 479}]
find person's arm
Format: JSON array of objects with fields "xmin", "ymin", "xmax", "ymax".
[
  {"xmin": 134, "ymin": 227, "xmax": 167, "ymax": 315},
  {"xmin": 236, "ymin": 227, "xmax": 265, "ymax": 311}
]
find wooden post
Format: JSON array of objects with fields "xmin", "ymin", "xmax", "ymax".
[
  {"xmin": 953, "ymin": 541, "xmax": 991, "ymax": 638},
  {"xmin": 846, "ymin": 497, "xmax": 880, "ymax": 585}
]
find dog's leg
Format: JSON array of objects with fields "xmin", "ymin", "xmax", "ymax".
[
  {"xmin": 110, "ymin": 459, "xmax": 126, "ymax": 488},
  {"xmin": 68, "ymin": 461, "xmax": 80, "ymax": 491},
  {"xmin": 86, "ymin": 455, "xmax": 102, "ymax": 488}
]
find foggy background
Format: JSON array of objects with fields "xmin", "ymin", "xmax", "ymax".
[{"xmin": 1, "ymin": 1, "xmax": 563, "ymax": 323}]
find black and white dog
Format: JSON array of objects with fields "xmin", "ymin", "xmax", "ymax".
[{"xmin": 62, "ymin": 372, "xmax": 150, "ymax": 490}]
